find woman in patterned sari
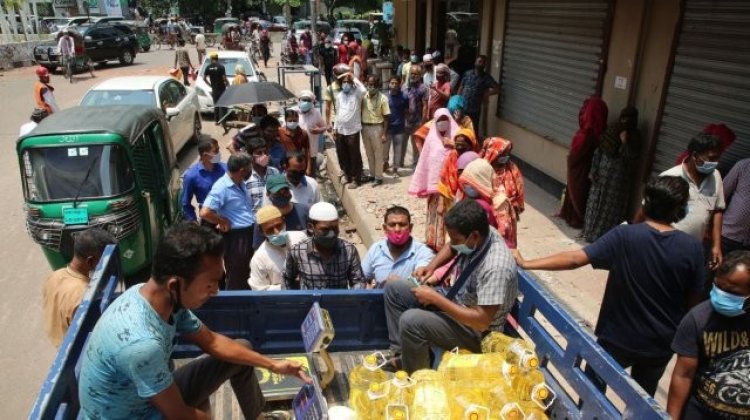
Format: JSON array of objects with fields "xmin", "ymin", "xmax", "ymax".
[{"xmin": 482, "ymin": 137, "xmax": 525, "ymax": 249}]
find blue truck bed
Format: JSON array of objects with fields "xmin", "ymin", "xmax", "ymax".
[{"xmin": 30, "ymin": 245, "xmax": 669, "ymax": 419}]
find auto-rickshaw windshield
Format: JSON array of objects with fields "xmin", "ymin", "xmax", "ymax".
[{"xmin": 22, "ymin": 144, "xmax": 134, "ymax": 202}]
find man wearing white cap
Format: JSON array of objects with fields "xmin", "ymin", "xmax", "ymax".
[
  {"xmin": 283, "ymin": 202, "xmax": 366, "ymax": 290},
  {"xmin": 296, "ymin": 90, "xmax": 327, "ymax": 176},
  {"xmin": 422, "ymin": 54, "xmax": 435, "ymax": 87},
  {"xmin": 249, "ymin": 205, "xmax": 308, "ymax": 291}
]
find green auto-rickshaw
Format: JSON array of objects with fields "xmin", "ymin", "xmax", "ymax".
[
  {"xmin": 17, "ymin": 105, "xmax": 182, "ymax": 277},
  {"xmin": 121, "ymin": 20, "xmax": 152, "ymax": 52}
]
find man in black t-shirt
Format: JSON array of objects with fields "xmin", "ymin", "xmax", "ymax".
[
  {"xmin": 668, "ymin": 251, "xmax": 750, "ymax": 420},
  {"xmin": 514, "ymin": 176, "xmax": 705, "ymax": 396},
  {"xmin": 203, "ymin": 52, "xmax": 228, "ymax": 124}
]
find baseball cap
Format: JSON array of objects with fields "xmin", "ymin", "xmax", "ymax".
[{"xmin": 266, "ymin": 174, "xmax": 290, "ymax": 194}]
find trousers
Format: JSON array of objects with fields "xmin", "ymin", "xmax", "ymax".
[
  {"xmin": 223, "ymin": 226, "xmax": 253, "ymax": 290},
  {"xmin": 335, "ymin": 132, "xmax": 363, "ymax": 181},
  {"xmin": 173, "ymin": 339, "xmax": 264, "ymax": 419},
  {"xmin": 384, "ymin": 132, "xmax": 406, "ymax": 170},
  {"xmin": 361, "ymin": 124, "xmax": 385, "ymax": 180},
  {"xmin": 384, "ymin": 279, "xmax": 482, "ymax": 373},
  {"xmin": 584, "ymin": 339, "xmax": 671, "ymax": 397}
]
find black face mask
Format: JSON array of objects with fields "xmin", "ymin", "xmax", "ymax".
[
  {"xmin": 270, "ymin": 194, "xmax": 291, "ymax": 207},
  {"xmin": 287, "ymin": 170, "xmax": 305, "ymax": 184},
  {"xmin": 474, "ymin": 64, "xmax": 485, "ymax": 72},
  {"xmin": 313, "ymin": 229, "xmax": 338, "ymax": 249}
]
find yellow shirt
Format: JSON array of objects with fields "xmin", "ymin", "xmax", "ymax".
[
  {"xmin": 323, "ymin": 81, "xmax": 341, "ymax": 123},
  {"xmin": 361, "ymin": 91, "xmax": 391, "ymax": 124},
  {"xmin": 42, "ymin": 266, "xmax": 88, "ymax": 347}
]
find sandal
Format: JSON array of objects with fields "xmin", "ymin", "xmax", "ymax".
[{"xmin": 382, "ymin": 356, "xmax": 402, "ymax": 373}]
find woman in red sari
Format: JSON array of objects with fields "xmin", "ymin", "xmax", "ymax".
[
  {"xmin": 559, "ymin": 96, "xmax": 608, "ymax": 229},
  {"xmin": 482, "ymin": 137, "xmax": 525, "ymax": 249}
]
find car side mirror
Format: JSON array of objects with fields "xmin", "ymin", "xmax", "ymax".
[{"xmin": 165, "ymin": 107, "xmax": 180, "ymax": 119}]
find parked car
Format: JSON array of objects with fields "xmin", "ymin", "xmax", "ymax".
[
  {"xmin": 194, "ymin": 51, "xmax": 265, "ymax": 113},
  {"xmin": 212, "ymin": 17, "xmax": 240, "ymax": 32},
  {"xmin": 270, "ymin": 15, "xmax": 288, "ymax": 32},
  {"xmin": 335, "ymin": 19, "xmax": 370, "ymax": 38},
  {"xmin": 80, "ymin": 76, "xmax": 201, "ymax": 153},
  {"xmin": 34, "ymin": 24, "xmax": 138, "ymax": 72},
  {"xmin": 119, "ymin": 20, "xmax": 152, "ymax": 52},
  {"xmin": 292, "ymin": 20, "xmax": 332, "ymax": 43},
  {"xmin": 331, "ymin": 27, "xmax": 362, "ymax": 46}
]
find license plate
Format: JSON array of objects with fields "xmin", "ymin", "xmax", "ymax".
[
  {"xmin": 63, "ymin": 207, "xmax": 89, "ymax": 225},
  {"xmin": 40, "ymin": 54, "xmax": 48, "ymax": 60}
]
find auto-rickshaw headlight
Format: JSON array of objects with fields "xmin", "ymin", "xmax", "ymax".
[
  {"xmin": 108, "ymin": 196, "xmax": 135, "ymax": 211},
  {"xmin": 26, "ymin": 206, "xmax": 41, "ymax": 218}
]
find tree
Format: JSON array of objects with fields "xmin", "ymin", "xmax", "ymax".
[{"xmin": 271, "ymin": 0, "xmax": 300, "ymax": 26}]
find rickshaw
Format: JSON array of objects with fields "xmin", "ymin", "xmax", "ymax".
[
  {"xmin": 221, "ymin": 23, "xmax": 243, "ymax": 51},
  {"xmin": 120, "ymin": 20, "xmax": 152, "ymax": 52},
  {"xmin": 55, "ymin": 29, "xmax": 94, "ymax": 82}
]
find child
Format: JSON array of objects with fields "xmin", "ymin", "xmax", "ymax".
[{"xmin": 668, "ymin": 250, "xmax": 750, "ymax": 419}]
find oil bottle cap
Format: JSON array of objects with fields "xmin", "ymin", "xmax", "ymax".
[
  {"xmin": 370, "ymin": 382, "xmax": 382, "ymax": 392},
  {"xmin": 528, "ymin": 356, "xmax": 539, "ymax": 368},
  {"xmin": 394, "ymin": 411, "xmax": 405, "ymax": 420},
  {"xmin": 396, "ymin": 370, "xmax": 408, "ymax": 380},
  {"xmin": 364, "ymin": 354, "xmax": 378, "ymax": 368},
  {"xmin": 468, "ymin": 412, "xmax": 479, "ymax": 420},
  {"xmin": 536, "ymin": 386, "xmax": 549, "ymax": 400}
]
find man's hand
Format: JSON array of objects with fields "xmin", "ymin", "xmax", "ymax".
[
  {"xmin": 512, "ymin": 249, "xmax": 526, "ymax": 269},
  {"xmin": 271, "ymin": 359, "xmax": 313, "ymax": 384},
  {"xmin": 708, "ymin": 245, "xmax": 723, "ymax": 271},
  {"xmin": 381, "ymin": 133, "xmax": 387, "ymax": 144},
  {"xmin": 216, "ymin": 217, "xmax": 231, "ymax": 233},
  {"xmin": 413, "ymin": 266, "xmax": 440, "ymax": 286},
  {"xmin": 412, "ymin": 285, "xmax": 443, "ymax": 306}
]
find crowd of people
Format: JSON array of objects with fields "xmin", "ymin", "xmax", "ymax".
[{"xmin": 34, "ymin": 32, "xmax": 750, "ymax": 420}]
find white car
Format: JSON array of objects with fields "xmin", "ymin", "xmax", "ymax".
[
  {"xmin": 80, "ymin": 76, "xmax": 202, "ymax": 153},
  {"xmin": 194, "ymin": 51, "xmax": 265, "ymax": 114}
]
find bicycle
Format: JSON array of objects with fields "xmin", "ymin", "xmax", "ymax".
[{"xmin": 61, "ymin": 55, "xmax": 73, "ymax": 84}]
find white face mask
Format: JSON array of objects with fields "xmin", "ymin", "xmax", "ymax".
[
  {"xmin": 436, "ymin": 120, "xmax": 449, "ymax": 132},
  {"xmin": 210, "ymin": 151, "xmax": 221, "ymax": 164}
]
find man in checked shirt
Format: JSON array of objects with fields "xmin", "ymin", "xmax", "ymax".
[{"xmin": 283, "ymin": 202, "xmax": 366, "ymax": 290}]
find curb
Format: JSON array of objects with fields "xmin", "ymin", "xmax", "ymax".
[{"xmin": 324, "ymin": 148, "xmax": 379, "ymax": 249}]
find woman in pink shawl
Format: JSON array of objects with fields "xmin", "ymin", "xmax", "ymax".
[{"xmin": 408, "ymin": 108, "xmax": 460, "ymax": 251}]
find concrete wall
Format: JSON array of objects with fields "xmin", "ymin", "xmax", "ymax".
[{"xmin": 0, "ymin": 40, "xmax": 44, "ymax": 70}]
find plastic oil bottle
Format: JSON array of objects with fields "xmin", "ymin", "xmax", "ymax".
[
  {"xmin": 481, "ymin": 333, "xmax": 539, "ymax": 370},
  {"xmin": 488, "ymin": 380, "xmax": 524, "ymax": 420},
  {"xmin": 511, "ymin": 369, "xmax": 555, "ymax": 410},
  {"xmin": 410, "ymin": 370, "xmax": 451, "ymax": 419},
  {"xmin": 520, "ymin": 403, "xmax": 549, "ymax": 420},
  {"xmin": 348, "ymin": 353, "xmax": 389, "ymax": 411},
  {"xmin": 366, "ymin": 381, "xmax": 390, "ymax": 420}
]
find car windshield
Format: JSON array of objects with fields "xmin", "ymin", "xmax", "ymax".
[
  {"xmin": 22, "ymin": 144, "xmax": 134, "ymax": 202},
  {"xmin": 201, "ymin": 57, "xmax": 255, "ymax": 77},
  {"xmin": 80, "ymin": 90, "xmax": 156, "ymax": 107}
]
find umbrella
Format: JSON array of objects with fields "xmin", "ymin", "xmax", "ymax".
[{"xmin": 215, "ymin": 81, "xmax": 297, "ymax": 108}]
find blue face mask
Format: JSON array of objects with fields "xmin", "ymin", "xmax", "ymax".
[
  {"xmin": 286, "ymin": 121, "xmax": 299, "ymax": 130},
  {"xmin": 696, "ymin": 160, "xmax": 719, "ymax": 174},
  {"xmin": 299, "ymin": 101, "xmax": 313, "ymax": 112},
  {"xmin": 267, "ymin": 230, "xmax": 289, "ymax": 247},
  {"xmin": 464, "ymin": 185, "xmax": 480, "ymax": 199},
  {"xmin": 710, "ymin": 285, "xmax": 748, "ymax": 317},
  {"xmin": 451, "ymin": 235, "xmax": 475, "ymax": 255},
  {"xmin": 342, "ymin": 83, "xmax": 352, "ymax": 93}
]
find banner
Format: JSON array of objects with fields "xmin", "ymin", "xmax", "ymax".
[
  {"xmin": 104, "ymin": 0, "xmax": 123, "ymax": 17},
  {"xmin": 383, "ymin": 1, "xmax": 394, "ymax": 24}
]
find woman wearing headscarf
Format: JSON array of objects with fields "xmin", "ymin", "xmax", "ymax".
[
  {"xmin": 559, "ymin": 96, "xmax": 608, "ymax": 229},
  {"xmin": 447, "ymin": 95, "xmax": 475, "ymax": 132},
  {"xmin": 437, "ymin": 127, "xmax": 478, "ymax": 203},
  {"xmin": 408, "ymin": 108, "xmax": 460, "ymax": 251},
  {"xmin": 232, "ymin": 64, "xmax": 248, "ymax": 85},
  {"xmin": 458, "ymin": 158, "xmax": 499, "ymax": 230},
  {"xmin": 583, "ymin": 106, "xmax": 641, "ymax": 242},
  {"xmin": 482, "ymin": 137, "xmax": 525, "ymax": 248}
]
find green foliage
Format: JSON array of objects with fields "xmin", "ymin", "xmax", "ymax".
[{"xmin": 272, "ymin": 0, "xmax": 302, "ymax": 7}]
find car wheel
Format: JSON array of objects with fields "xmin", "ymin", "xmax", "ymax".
[
  {"xmin": 119, "ymin": 49, "xmax": 134, "ymax": 65},
  {"xmin": 192, "ymin": 114, "xmax": 202, "ymax": 142},
  {"xmin": 142, "ymin": 45, "xmax": 150, "ymax": 52}
]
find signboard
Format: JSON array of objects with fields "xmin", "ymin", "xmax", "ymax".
[
  {"xmin": 53, "ymin": 0, "xmax": 76, "ymax": 7},
  {"xmin": 383, "ymin": 1, "xmax": 394, "ymax": 24},
  {"xmin": 104, "ymin": 0, "xmax": 123, "ymax": 17},
  {"xmin": 63, "ymin": 207, "xmax": 89, "ymax": 225}
]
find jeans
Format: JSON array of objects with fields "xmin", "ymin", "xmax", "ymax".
[
  {"xmin": 173, "ymin": 339, "xmax": 265, "ymax": 418},
  {"xmin": 384, "ymin": 279, "xmax": 482, "ymax": 373},
  {"xmin": 384, "ymin": 132, "xmax": 407, "ymax": 170},
  {"xmin": 361, "ymin": 124, "xmax": 385, "ymax": 180},
  {"xmin": 584, "ymin": 339, "xmax": 671, "ymax": 397},
  {"xmin": 402, "ymin": 126, "xmax": 419, "ymax": 167},
  {"xmin": 212, "ymin": 90, "xmax": 226, "ymax": 123}
]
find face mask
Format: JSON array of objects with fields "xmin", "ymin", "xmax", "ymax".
[
  {"xmin": 695, "ymin": 160, "xmax": 719, "ymax": 174},
  {"xmin": 451, "ymin": 241, "xmax": 475, "ymax": 255},
  {"xmin": 254, "ymin": 154, "xmax": 269, "ymax": 167},
  {"xmin": 299, "ymin": 101, "xmax": 313, "ymax": 113},
  {"xmin": 267, "ymin": 230, "xmax": 289, "ymax": 247},
  {"xmin": 342, "ymin": 83, "xmax": 352, "ymax": 93},
  {"xmin": 474, "ymin": 64, "xmax": 485, "ymax": 72},
  {"xmin": 270, "ymin": 194, "xmax": 291, "ymax": 207},
  {"xmin": 464, "ymin": 185, "xmax": 479, "ymax": 199},
  {"xmin": 368, "ymin": 87, "xmax": 379, "ymax": 96},
  {"xmin": 436, "ymin": 120, "xmax": 449, "ymax": 132},
  {"xmin": 287, "ymin": 170, "xmax": 305, "ymax": 184},
  {"xmin": 313, "ymin": 229, "xmax": 338, "ymax": 249},
  {"xmin": 496, "ymin": 156, "xmax": 511, "ymax": 165},
  {"xmin": 325, "ymin": 43, "xmax": 332, "ymax": 48},
  {"xmin": 286, "ymin": 121, "xmax": 299, "ymax": 130},
  {"xmin": 210, "ymin": 151, "xmax": 221, "ymax": 164},
  {"xmin": 710, "ymin": 285, "xmax": 748, "ymax": 317},
  {"xmin": 386, "ymin": 230, "xmax": 411, "ymax": 247},
  {"xmin": 410, "ymin": 55, "xmax": 418, "ymax": 63},
  {"xmin": 390, "ymin": 88, "xmax": 400, "ymax": 95}
]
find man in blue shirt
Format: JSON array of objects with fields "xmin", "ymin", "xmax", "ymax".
[
  {"xmin": 363, "ymin": 206, "xmax": 434, "ymax": 288},
  {"xmin": 457, "ymin": 55, "xmax": 499, "ymax": 139},
  {"xmin": 200, "ymin": 153, "xmax": 255, "ymax": 290},
  {"xmin": 182, "ymin": 138, "xmax": 226, "ymax": 225},
  {"xmin": 79, "ymin": 223, "xmax": 309, "ymax": 419},
  {"xmin": 514, "ymin": 176, "xmax": 705, "ymax": 396},
  {"xmin": 384, "ymin": 76, "xmax": 410, "ymax": 176},
  {"xmin": 259, "ymin": 115, "xmax": 286, "ymax": 170}
]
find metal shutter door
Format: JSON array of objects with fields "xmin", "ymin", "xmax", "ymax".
[
  {"xmin": 653, "ymin": 0, "xmax": 750, "ymax": 174},
  {"xmin": 499, "ymin": 0, "xmax": 610, "ymax": 146}
]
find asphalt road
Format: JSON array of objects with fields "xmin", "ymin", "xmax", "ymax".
[{"xmin": 0, "ymin": 46, "xmax": 242, "ymax": 418}]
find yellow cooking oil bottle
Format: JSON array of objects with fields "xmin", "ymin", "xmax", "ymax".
[
  {"xmin": 486, "ymin": 379, "xmax": 526, "ymax": 420},
  {"xmin": 452, "ymin": 387, "xmax": 491, "ymax": 420},
  {"xmin": 520, "ymin": 403, "xmax": 549, "ymax": 420},
  {"xmin": 511, "ymin": 369, "xmax": 556, "ymax": 410},
  {"xmin": 348, "ymin": 353, "xmax": 389, "ymax": 413},
  {"xmin": 482, "ymin": 332, "xmax": 539, "ymax": 370},
  {"xmin": 386, "ymin": 404, "xmax": 410, "ymax": 420},
  {"xmin": 365, "ymin": 381, "xmax": 391, "ymax": 420},
  {"xmin": 410, "ymin": 370, "xmax": 451, "ymax": 419},
  {"xmin": 386, "ymin": 370, "xmax": 415, "ymax": 420},
  {"xmin": 439, "ymin": 349, "xmax": 521, "ymax": 387}
]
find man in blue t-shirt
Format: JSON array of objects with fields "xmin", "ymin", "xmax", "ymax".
[
  {"xmin": 384, "ymin": 76, "xmax": 410, "ymax": 175},
  {"xmin": 79, "ymin": 224, "xmax": 309, "ymax": 419},
  {"xmin": 181, "ymin": 138, "xmax": 227, "ymax": 225},
  {"xmin": 514, "ymin": 176, "xmax": 705, "ymax": 396}
]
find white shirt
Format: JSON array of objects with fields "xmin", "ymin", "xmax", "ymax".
[
  {"xmin": 297, "ymin": 106, "xmax": 326, "ymax": 156},
  {"xmin": 19, "ymin": 121, "xmax": 37, "ymax": 137},
  {"xmin": 195, "ymin": 33, "xmax": 206, "ymax": 50},
  {"xmin": 289, "ymin": 176, "xmax": 321, "ymax": 206},
  {"xmin": 660, "ymin": 163, "xmax": 725, "ymax": 240},
  {"xmin": 333, "ymin": 80, "xmax": 367, "ymax": 136},
  {"xmin": 248, "ymin": 231, "xmax": 307, "ymax": 290},
  {"xmin": 57, "ymin": 36, "xmax": 75, "ymax": 57}
]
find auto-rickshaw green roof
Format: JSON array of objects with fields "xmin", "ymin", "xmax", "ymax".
[{"xmin": 19, "ymin": 105, "xmax": 166, "ymax": 145}]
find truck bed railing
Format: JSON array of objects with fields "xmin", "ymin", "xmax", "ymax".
[{"xmin": 30, "ymin": 245, "xmax": 669, "ymax": 419}]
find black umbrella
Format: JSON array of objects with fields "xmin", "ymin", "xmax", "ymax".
[{"xmin": 215, "ymin": 81, "xmax": 297, "ymax": 108}]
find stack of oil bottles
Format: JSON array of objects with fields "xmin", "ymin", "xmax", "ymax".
[{"xmin": 347, "ymin": 333, "xmax": 556, "ymax": 419}]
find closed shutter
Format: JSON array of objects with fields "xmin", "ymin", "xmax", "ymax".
[
  {"xmin": 653, "ymin": 0, "xmax": 750, "ymax": 174},
  {"xmin": 499, "ymin": 0, "xmax": 610, "ymax": 146}
]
